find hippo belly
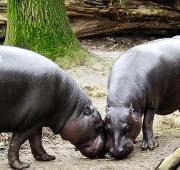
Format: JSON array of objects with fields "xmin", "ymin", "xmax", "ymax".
[
  {"xmin": 146, "ymin": 52, "xmax": 180, "ymax": 115},
  {"xmin": 0, "ymin": 71, "xmax": 58, "ymax": 132},
  {"xmin": 157, "ymin": 84, "xmax": 180, "ymax": 115}
]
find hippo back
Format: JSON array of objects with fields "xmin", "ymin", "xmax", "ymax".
[
  {"xmin": 0, "ymin": 46, "xmax": 88, "ymax": 133},
  {"xmin": 108, "ymin": 38, "xmax": 180, "ymax": 113}
]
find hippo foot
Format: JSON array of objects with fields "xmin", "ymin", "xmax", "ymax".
[
  {"xmin": 141, "ymin": 138, "xmax": 159, "ymax": 150},
  {"xmin": 9, "ymin": 160, "xmax": 30, "ymax": 170},
  {"xmin": 33, "ymin": 152, "xmax": 56, "ymax": 161}
]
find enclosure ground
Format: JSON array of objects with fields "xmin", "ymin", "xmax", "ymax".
[{"xmin": 0, "ymin": 37, "xmax": 180, "ymax": 170}]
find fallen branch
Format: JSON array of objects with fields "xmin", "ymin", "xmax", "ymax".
[
  {"xmin": 1, "ymin": 0, "xmax": 180, "ymax": 39},
  {"xmin": 156, "ymin": 147, "xmax": 180, "ymax": 170}
]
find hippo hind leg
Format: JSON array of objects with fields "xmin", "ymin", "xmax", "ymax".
[
  {"xmin": 141, "ymin": 109, "xmax": 159, "ymax": 150},
  {"xmin": 8, "ymin": 127, "xmax": 38, "ymax": 169},
  {"xmin": 29, "ymin": 128, "xmax": 55, "ymax": 161}
]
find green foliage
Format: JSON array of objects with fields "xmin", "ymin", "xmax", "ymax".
[
  {"xmin": 118, "ymin": 0, "xmax": 126, "ymax": 8},
  {"xmin": 113, "ymin": 0, "xmax": 129, "ymax": 14},
  {"xmin": 55, "ymin": 48, "xmax": 89, "ymax": 69}
]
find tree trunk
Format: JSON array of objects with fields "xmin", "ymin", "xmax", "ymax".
[
  {"xmin": 0, "ymin": 0, "xmax": 6, "ymax": 41},
  {"xmin": 5, "ymin": 0, "xmax": 88, "ymax": 67}
]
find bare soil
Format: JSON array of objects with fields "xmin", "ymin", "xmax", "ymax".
[{"xmin": 0, "ymin": 37, "xmax": 180, "ymax": 170}]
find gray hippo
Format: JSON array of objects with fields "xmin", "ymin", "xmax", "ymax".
[
  {"xmin": 105, "ymin": 37, "xmax": 180, "ymax": 159},
  {"xmin": 0, "ymin": 46, "xmax": 106, "ymax": 169}
]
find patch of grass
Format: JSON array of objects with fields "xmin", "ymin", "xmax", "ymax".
[
  {"xmin": 55, "ymin": 48, "xmax": 90, "ymax": 69},
  {"xmin": 154, "ymin": 111, "xmax": 180, "ymax": 132},
  {"xmin": 82, "ymin": 85, "xmax": 107, "ymax": 98},
  {"xmin": 54, "ymin": 50, "xmax": 88, "ymax": 69}
]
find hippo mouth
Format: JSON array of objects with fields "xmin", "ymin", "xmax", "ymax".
[
  {"xmin": 108, "ymin": 144, "xmax": 134, "ymax": 160},
  {"xmin": 108, "ymin": 138, "xmax": 134, "ymax": 160},
  {"xmin": 109, "ymin": 149, "xmax": 132, "ymax": 160},
  {"xmin": 77, "ymin": 137, "xmax": 106, "ymax": 158},
  {"xmin": 80, "ymin": 146, "xmax": 98, "ymax": 158},
  {"xmin": 80, "ymin": 146, "xmax": 106, "ymax": 159}
]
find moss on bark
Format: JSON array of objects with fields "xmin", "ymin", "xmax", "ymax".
[{"xmin": 5, "ymin": 0, "xmax": 88, "ymax": 67}]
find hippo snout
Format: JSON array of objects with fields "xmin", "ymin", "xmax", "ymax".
[
  {"xmin": 79, "ymin": 135, "xmax": 106, "ymax": 158},
  {"xmin": 108, "ymin": 140, "xmax": 134, "ymax": 159}
]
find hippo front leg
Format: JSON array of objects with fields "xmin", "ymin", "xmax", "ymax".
[
  {"xmin": 141, "ymin": 109, "xmax": 159, "ymax": 150},
  {"xmin": 29, "ymin": 128, "xmax": 55, "ymax": 161},
  {"xmin": 8, "ymin": 127, "xmax": 38, "ymax": 169}
]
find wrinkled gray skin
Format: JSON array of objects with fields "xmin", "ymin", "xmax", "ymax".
[
  {"xmin": 0, "ymin": 46, "xmax": 106, "ymax": 169},
  {"xmin": 105, "ymin": 37, "xmax": 180, "ymax": 159}
]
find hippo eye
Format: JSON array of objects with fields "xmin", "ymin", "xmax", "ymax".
[
  {"xmin": 84, "ymin": 105, "xmax": 92, "ymax": 116},
  {"xmin": 124, "ymin": 125, "xmax": 130, "ymax": 132},
  {"xmin": 96, "ymin": 123, "xmax": 104, "ymax": 132},
  {"xmin": 105, "ymin": 124, "xmax": 112, "ymax": 135}
]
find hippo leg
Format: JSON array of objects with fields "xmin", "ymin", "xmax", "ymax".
[
  {"xmin": 141, "ymin": 109, "xmax": 158, "ymax": 150},
  {"xmin": 29, "ymin": 128, "xmax": 55, "ymax": 161},
  {"xmin": 8, "ymin": 127, "xmax": 38, "ymax": 169}
]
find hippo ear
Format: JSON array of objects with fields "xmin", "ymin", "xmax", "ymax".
[
  {"xmin": 129, "ymin": 103, "xmax": 134, "ymax": 116},
  {"xmin": 84, "ymin": 105, "xmax": 92, "ymax": 116},
  {"xmin": 105, "ymin": 105, "xmax": 110, "ymax": 113},
  {"xmin": 106, "ymin": 113, "xmax": 111, "ymax": 120}
]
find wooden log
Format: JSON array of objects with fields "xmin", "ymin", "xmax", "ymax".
[
  {"xmin": 156, "ymin": 147, "xmax": 180, "ymax": 170},
  {"xmin": 1, "ymin": 0, "xmax": 180, "ymax": 40},
  {"xmin": 67, "ymin": 0, "xmax": 180, "ymax": 37}
]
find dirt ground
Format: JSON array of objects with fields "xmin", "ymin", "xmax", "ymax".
[{"xmin": 0, "ymin": 37, "xmax": 180, "ymax": 170}]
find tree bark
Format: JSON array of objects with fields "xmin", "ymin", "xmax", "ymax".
[
  {"xmin": 67, "ymin": 0, "xmax": 180, "ymax": 38},
  {"xmin": 156, "ymin": 147, "xmax": 180, "ymax": 170},
  {"xmin": 0, "ymin": 0, "xmax": 6, "ymax": 41},
  {"xmin": 5, "ymin": 0, "xmax": 87, "ymax": 66}
]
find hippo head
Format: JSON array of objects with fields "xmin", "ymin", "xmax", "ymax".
[
  {"xmin": 104, "ymin": 105, "xmax": 142, "ymax": 159},
  {"xmin": 61, "ymin": 103, "xmax": 106, "ymax": 158}
]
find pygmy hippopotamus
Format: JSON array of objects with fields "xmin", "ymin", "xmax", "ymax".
[
  {"xmin": 0, "ymin": 46, "xmax": 106, "ymax": 169},
  {"xmin": 105, "ymin": 37, "xmax": 180, "ymax": 159}
]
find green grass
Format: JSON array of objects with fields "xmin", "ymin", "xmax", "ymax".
[{"xmin": 55, "ymin": 48, "xmax": 90, "ymax": 69}]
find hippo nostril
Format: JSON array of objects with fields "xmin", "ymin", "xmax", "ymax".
[
  {"xmin": 74, "ymin": 147, "xmax": 78, "ymax": 151},
  {"xmin": 118, "ymin": 148, "xmax": 125, "ymax": 155},
  {"xmin": 109, "ymin": 148, "xmax": 122, "ymax": 155},
  {"xmin": 109, "ymin": 148, "xmax": 113, "ymax": 154}
]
